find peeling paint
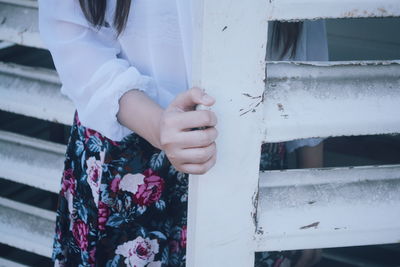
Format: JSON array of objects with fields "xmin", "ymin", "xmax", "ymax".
[
  {"xmin": 378, "ymin": 8, "xmax": 388, "ymax": 14},
  {"xmin": 239, "ymin": 109, "xmax": 252, "ymax": 116},
  {"xmin": 263, "ymin": 60, "xmax": 400, "ymax": 142},
  {"xmin": 266, "ymin": 1, "xmax": 400, "ymax": 21},
  {"xmin": 243, "ymin": 93, "xmax": 262, "ymax": 99},
  {"xmin": 240, "ymin": 92, "xmax": 264, "ymax": 116},
  {"xmin": 280, "ymin": 114, "xmax": 288, "ymax": 119},
  {"xmin": 252, "ymin": 186, "xmax": 259, "ymax": 233},
  {"xmin": 300, "ymin": 222, "xmax": 320, "ymax": 230}
]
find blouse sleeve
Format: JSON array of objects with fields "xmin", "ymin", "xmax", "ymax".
[{"xmin": 38, "ymin": 0, "xmax": 157, "ymax": 141}]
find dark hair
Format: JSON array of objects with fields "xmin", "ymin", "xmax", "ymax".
[
  {"xmin": 79, "ymin": 0, "xmax": 131, "ymax": 35},
  {"xmin": 271, "ymin": 21, "xmax": 303, "ymax": 58}
]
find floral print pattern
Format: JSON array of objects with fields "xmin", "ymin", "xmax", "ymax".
[
  {"xmin": 52, "ymin": 111, "xmax": 295, "ymax": 266},
  {"xmin": 115, "ymin": 237, "xmax": 160, "ymax": 267},
  {"xmin": 53, "ymin": 111, "xmax": 187, "ymax": 266}
]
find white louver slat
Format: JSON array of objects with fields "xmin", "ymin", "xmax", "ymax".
[
  {"xmin": 263, "ymin": 61, "xmax": 400, "ymax": 142},
  {"xmin": 0, "ymin": 130, "xmax": 65, "ymax": 193},
  {"xmin": 0, "ymin": 197, "xmax": 55, "ymax": 258},
  {"xmin": 266, "ymin": 0, "xmax": 400, "ymax": 21},
  {"xmin": 256, "ymin": 164, "xmax": 400, "ymax": 251},
  {"xmin": 0, "ymin": 1, "xmax": 42, "ymax": 49},
  {"xmin": 0, "ymin": 62, "xmax": 74, "ymax": 125},
  {"xmin": 0, "ymin": 257, "xmax": 30, "ymax": 267}
]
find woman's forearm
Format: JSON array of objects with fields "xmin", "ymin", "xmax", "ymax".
[{"xmin": 117, "ymin": 89, "xmax": 164, "ymax": 149}]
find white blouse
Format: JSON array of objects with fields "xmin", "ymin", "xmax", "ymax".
[
  {"xmin": 39, "ymin": 0, "xmax": 328, "ymax": 151},
  {"xmin": 39, "ymin": 0, "xmax": 191, "ymax": 141}
]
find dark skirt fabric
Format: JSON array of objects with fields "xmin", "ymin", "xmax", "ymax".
[{"xmin": 52, "ymin": 111, "xmax": 297, "ymax": 267}]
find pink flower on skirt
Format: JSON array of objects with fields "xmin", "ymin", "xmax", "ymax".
[
  {"xmin": 72, "ymin": 219, "xmax": 89, "ymax": 251},
  {"xmin": 86, "ymin": 152, "xmax": 105, "ymax": 207},
  {"xmin": 86, "ymin": 156, "xmax": 102, "ymax": 184},
  {"xmin": 180, "ymin": 225, "xmax": 187, "ymax": 249},
  {"xmin": 98, "ymin": 201, "xmax": 110, "ymax": 231},
  {"xmin": 119, "ymin": 169, "xmax": 165, "ymax": 207},
  {"xmin": 115, "ymin": 237, "xmax": 160, "ymax": 267},
  {"xmin": 61, "ymin": 168, "xmax": 76, "ymax": 214},
  {"xmin": 89, "ymin": 248, "xmax": 96, "ymax": 265},
  {"xmin": 110, "ymin": 175, "xmax": 121, "ymax": 193},
  {"xmin": 61, "ymin": 168, "xmax": 76, "ymax": 196},
  {"xmin": 134, "ymin": 169, "xmax": 165, "ymax": 206}
]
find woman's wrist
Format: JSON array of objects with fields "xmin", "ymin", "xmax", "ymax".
[{"xmin": 117, "ymin": 89, "xmax": 164, "ymax": 149}]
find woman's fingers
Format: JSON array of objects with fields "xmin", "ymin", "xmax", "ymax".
[
  {"xmin": 160, "ymin": 126, "xmax": 217, "ymax": 150},
  {"xmin": 179, "ymin": 127, "xmax": 218, "ymax": 148},
  {"xmin": 170, "ymin": 87, "xmax": 215, "ymax": 112},
  {"xmin": 178, "ymin": 142, "xmax": 216, "ymax": 164},
  {"xmin": 165, "ymin": 109, "xmax": 217, "ymax": 131},
  {"xmin": 179, "ymin": 153, "xmax": 217, "ymax": 175}
]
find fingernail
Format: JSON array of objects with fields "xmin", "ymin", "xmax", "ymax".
[{"xmin": 202, "ymin": 94, "xmax": 213, "ymax": 102}]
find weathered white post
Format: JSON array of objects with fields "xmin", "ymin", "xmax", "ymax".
[{"xmin": 186, "ymin": 0, "xmax": 269, "ymax": 266}]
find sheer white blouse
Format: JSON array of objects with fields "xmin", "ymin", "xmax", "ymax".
[{"xmin": 38, "ymin": 0, "xmax": 328, "ymax": 151}]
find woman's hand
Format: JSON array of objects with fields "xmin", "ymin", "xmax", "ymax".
[
  {"xmin": 117, "ymin": 87, "xmax": 217, "ymax": 175},
  {"xmin": 159, "ymin": 87, "xmax": 218, "ymax": 175}
]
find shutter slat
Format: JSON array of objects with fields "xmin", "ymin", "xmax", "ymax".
[
  {"xmin": 256, "ymin": 164, "xmax": 400, "ymax": 251},
  {"xmin": 0, "ymin": 197, "xmax": 54, "ymax": 258},
  {"xmin": 266, "ymin": 0, "xmax": 400, "ymax": 21},
  {"xmin": 263, "ymin": 61, "xmax": 400, "ymax": 142},
  {"xmin": 0, "ymin": 62, "xmax": 74, "ymax": 125},
  {"xmin": 0, "ymin": 1, "xmax": 42, "ymax": 48},
  {"xmin": 0, "ymin": 130, "xmax": 65, "ymax": 193}
]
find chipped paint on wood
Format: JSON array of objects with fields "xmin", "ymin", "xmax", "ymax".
[
  {"xmin": 0, "ymin": 1, "xmax": 43, "ymax": 48},
  {"xmin": 0, "ymin": 0, "xmax": 37, "ymax": 8},
  {"xmin": 300, "ymin": 222, "xmax": 320, "ymax": 230},
  {"xmin": 263, "ymin": 60, "xmax": 400, "ymax": 142},
  {"xmin": 266, "ymin": 0, "xmax": 400, "ymax": 21},
  {"xmin": 256, "ymin": 165, "xmax": 400, "ymax": 251}
]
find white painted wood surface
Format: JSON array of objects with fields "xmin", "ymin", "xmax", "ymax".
[
  {"xmin": 256, "ymin": 165, "xmax": 400, "ymax": 251},
  {"xmin": 266, "ymin": 0, "xmax": 400, "ymax": 21},
  {"xmin": 0, "ymin": 1, "xmax": 42, "ymax": 48},
  {"xmin": 186, "ymin": 0, "xmax": 268, "ymax": 266},
  {"xmin": 0, "ymin": 130, "xmax": 64, "ymax": 193},
  {"xmin": 263, "ymin": 61, "xmax": 400, "ymax": 142},
  {"xmin": 0, "ymin": 197, "xmax": 54, "ymax": 257},
  {"xmin": 0, "ymin": 62, "xmax": 74, "ymax": 125},
  {"xmin": 0, "ymin": 257, "xmax": 30, "ymax": 267}
]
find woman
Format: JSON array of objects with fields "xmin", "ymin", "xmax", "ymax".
[{"xmin": 39, "ymin": 1, "xmax": 327, "ymax": 266}]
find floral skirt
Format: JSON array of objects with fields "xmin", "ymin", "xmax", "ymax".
[{"xmin": 52, "ymin": 111, "xmax": 297, "ymax": 267}]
